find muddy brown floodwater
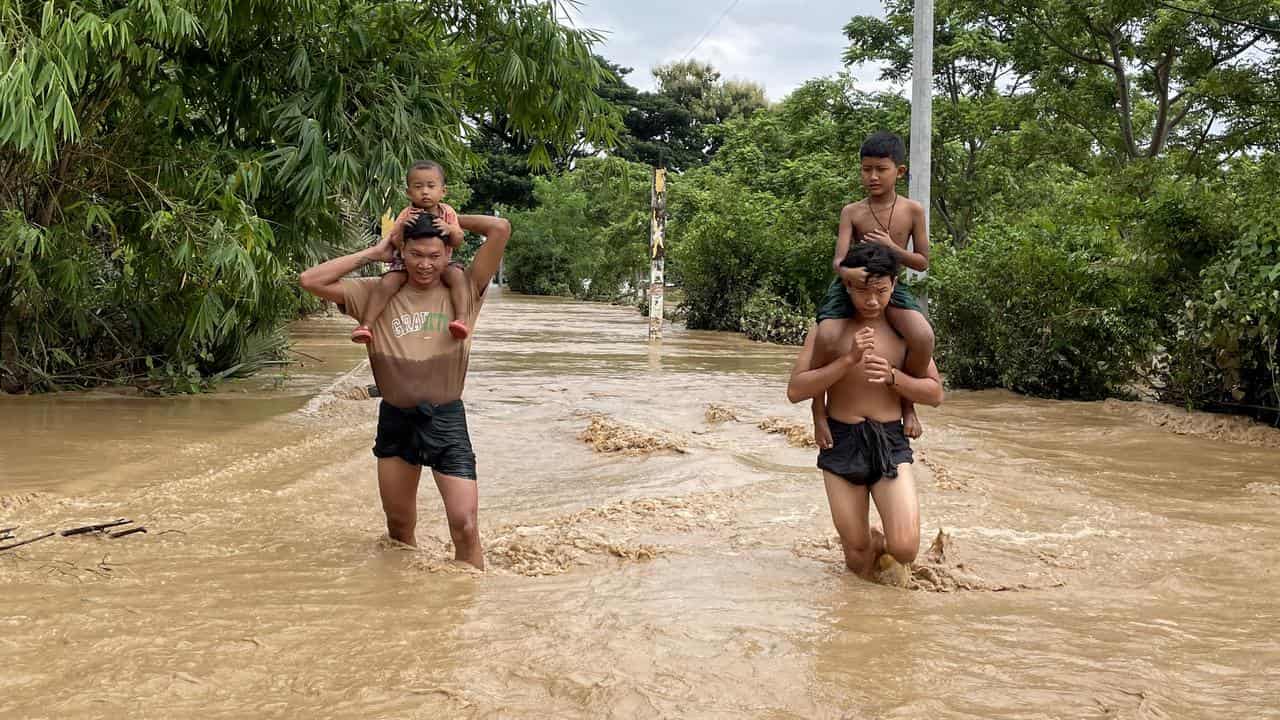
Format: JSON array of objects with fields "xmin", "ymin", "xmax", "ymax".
[{"xmin": 2, "ymin": 291, "xmax": 1278, "ymax": 719}]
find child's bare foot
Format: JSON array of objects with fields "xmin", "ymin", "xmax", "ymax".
[
  {"xmin": 447, "ymin": 321, "xmax": 470, "ymax": 340},
  {"xmin": 903, "ymin": 410, "xmax": 923, "ymax": 439},
  {"xmin": 351, "ymin": 325, "xmax": 373, "ymax": 344}
]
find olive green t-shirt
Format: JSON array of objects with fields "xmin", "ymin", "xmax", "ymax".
[{"xmin": 340, "ymin": 275, "xmax": 485, "ymax": 408}]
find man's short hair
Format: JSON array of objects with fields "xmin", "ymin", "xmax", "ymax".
[
  {"xmin": 841, "ymin": 242, "xmax": 900, "ymax": 278},
  {"xmin": 403, "ymin": 213, "xmax": 445, "ymax": 243},
  {"xmin": 407, "ymin": 160, "xmax": 446, "ymax": 183},
  {"xmin": 860, "ymin": 131, "xmax": 906, "ymax": 166}
]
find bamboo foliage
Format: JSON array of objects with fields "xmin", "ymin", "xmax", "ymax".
[{"xmin": 0, "ymin": 0, "xmax": 619, "ymax": 391}]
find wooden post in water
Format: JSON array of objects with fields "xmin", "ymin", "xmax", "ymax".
[
  {"xmin": 909, "ymin": 0, "xmax": 934, "ymax": 317},
  {"xmin": 648, "ymin": 167, "xmax": 667, "ymax": 341}
]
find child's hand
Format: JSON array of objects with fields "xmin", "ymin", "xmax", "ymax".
[
  {"xmin": 839, "ymin": 265, "xmax": 870, "ymax": 289},
  {"xmin": 395, "ymin": 206, "xmax": 422, "ymax": 226},
  {"xmin": 865, "ymin": 228, "xmax": 895, "ymax": 248},
  {"xmin": 433, "ymin": 216, "xmax": 464, "ymax": 247},
  {"xmin": 386, "ymin": 206, "xmax": 420, "ymax": 250},
  {"xmin": 814, "ymin": 415, "xmax": 833, "ymax": 450}
]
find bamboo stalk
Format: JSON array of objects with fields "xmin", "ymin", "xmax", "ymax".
[
  {"xmin": 0, "ymin": 532, "xmax": 55, "ymax": 552},
  {"xmin": 61, "ymin": 519, "xmax": 131, "ymax": 537}
]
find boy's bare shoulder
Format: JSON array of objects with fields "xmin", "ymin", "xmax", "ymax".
[
  {"xmin": 900, "ymin": 196, "xmax": 926, "ymax": 213},
  {"xmin": 815, "ymin": 318, "xmax": 852, "ymax": 347},
  {"xmin": 840, "ymin": 201, "xmax": 865, "ymax": 218}
]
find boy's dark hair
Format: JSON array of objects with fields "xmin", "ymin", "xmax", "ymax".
[
  {"xmin": 860, "ymin": 131, "xmax": 906, "ymax": 166},
  {"xmin": 403, "ymin": 212, "xmax": 445, "ymax": 243},
  {"xmin": 407, "ymin": 160, "xmax": 446, "ymax": 183},
  {"xmin": 840, "ymin": 242, "xmax": 900, "ymax": 278}
]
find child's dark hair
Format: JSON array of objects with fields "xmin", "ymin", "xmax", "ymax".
[
  {"xmin": 840, "ymin": 242, "xmax": 900, "ymax": 278},
  {"xmin": 860, "ymin": 131, "xmax": 906, "ymax": 166},
  {"xmin": 407, "ymin": 160, "xmax": 446, "ymax": 183},
  {"xmin": 403, "ymin": 212, "xmax": 445, "ymax": 242}
]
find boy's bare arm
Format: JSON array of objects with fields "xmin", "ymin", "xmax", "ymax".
[
  {"xmin": 908, "ymin": 199, "xmax": 929, "ymax": 271},
  {"xmin": 788, "ymin": 327, "xmax": 830, "ymax": 404},
  {"xmin": 812, "ymin": 394, "xmax": 828, "ymax": 421},
  {"xmin": 863, "ymin": 199, "xmax": 928, "ymax": 271},
  {"xmin": 833, "ymin": 203, "xmax": 857, "ymax": 273},
  {"xmin": 788, "ymin": 325, "xmax": 872, "ymax": 403},
  {"xmin": 864, "ymin": 355, "xmax": 943, "ymax": 407},
  {"xmin": 894, "ymin": 358, "xmax": 943, "ymax": 407},
  {"xmin": 811, "ymin": 394, "xmax": 832, "ymax": 449}
]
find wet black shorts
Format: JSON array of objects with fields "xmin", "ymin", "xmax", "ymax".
[
  {"xmin": 373, "ymin": 399, "xmax": 477, "ymax": 480},
  {"xmin": 817, "ymin": 417, "xmax": 913, "ymax": 486}
]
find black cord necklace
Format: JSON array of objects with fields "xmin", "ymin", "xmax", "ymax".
[{"xmin": 867, "ymin": 194, "xmax": 897, "ymax": 235}]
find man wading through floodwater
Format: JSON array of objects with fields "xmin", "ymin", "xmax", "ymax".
[{"xmin": 300, "ymin": 212, "xmax": 511, "ymax": 569}]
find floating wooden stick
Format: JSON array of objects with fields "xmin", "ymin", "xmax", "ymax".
[
  {"xmin": 0, "ymin": 526, "xmax": 17, "ymax": 535},
  {"xmin": 0, "ymin": 532, "xmax": 55, "ymax": 552},
  {"xmin": 61, "ymin": 519, "xmax": 131, "ymax": 537},
  {"xmin": 109, "ymin": 527, "xmax": 147, "ymax": 539}
]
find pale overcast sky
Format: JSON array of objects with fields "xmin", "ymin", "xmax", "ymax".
[{"xmin": 567, "ymin": 0, "xmax": 891, "ymax": 102}]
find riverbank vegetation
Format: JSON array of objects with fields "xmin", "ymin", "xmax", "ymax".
[
  {"xmin": 498, "ymin": 1, "xmax": 1280, "ymax": 421},
  {"xmin": 3, "ymin": 0, "xmax": 1277, "ymax": 421}
]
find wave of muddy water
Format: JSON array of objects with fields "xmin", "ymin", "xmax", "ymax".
[{"xmin": 2, "ymin": 292, "xmax": 1279, "ymax": 718}]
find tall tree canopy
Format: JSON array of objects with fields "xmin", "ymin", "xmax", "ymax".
[{"xmin": 844, "ymin": 0, "xmax": 1280, "ymax": 245}]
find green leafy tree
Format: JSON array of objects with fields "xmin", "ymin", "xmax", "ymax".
[
  {"xmin": 652, "ymin": 60, "xmax": 768, "ymax": 125},
  {"xmin": 0, "ymin": 0, "xmax": 620, "ymax": 392},
  {"xmin": 844, "ymin": 0, "xmax": 1280, "ymax": 246},
  {"xmin": 669, "ymin": 78, "xmax": 908, "ymax": 332},
  {"xmin": 500, "ymin": 157, "xmax": 650, "ymax": 300}
]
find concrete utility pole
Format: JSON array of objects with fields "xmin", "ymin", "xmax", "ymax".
[
  {"xmin": 908, "ymin": 0, "xmax": 934, "ymax": 307},
  {"xmin": 494, "ymin": 208, "xmax": 503, "ymax": 286},
  {"xmin": 648, "ymin": 167, "xmax": 667, "ymax": 341}
]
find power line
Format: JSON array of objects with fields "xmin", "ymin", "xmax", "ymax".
[{"xmin": 680, "ymin": 0, "xmax": 744, "ymax": 62}]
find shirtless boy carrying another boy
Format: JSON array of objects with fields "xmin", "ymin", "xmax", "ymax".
[
  {"xmin": 788, "ymin": 243, "xmax": 944, "ymax": 578},
  {"xmin": 814, "ymin": 131, "xmax": 934, "ymax": 444}
]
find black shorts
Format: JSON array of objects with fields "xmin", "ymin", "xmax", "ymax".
[
  {"xmin": 817, "ymin": 417, "xmax": 913, "ymax": 486},
  {"xmin": 373, "ymin": 399, "xmax": 477, "ymax": 479}
]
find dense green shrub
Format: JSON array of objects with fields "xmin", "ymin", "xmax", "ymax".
[
  {"xmin": 1164, "ymin": 159, "xmax": 1280, "ymax": 418},
  {"xmin": 740, "ymin": 287, "xmax": 811, "ymax": 345},
  {"xmin": 668, "ymin": 173, "xmax": 790, "ymax": 331},
  {"xmin": 928, "ymin": 222, "xmax": 1160, "ymax": 399},
  {"xmin": 500, "ymin": 158, "xmax": 650, "ymax": 301}
]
